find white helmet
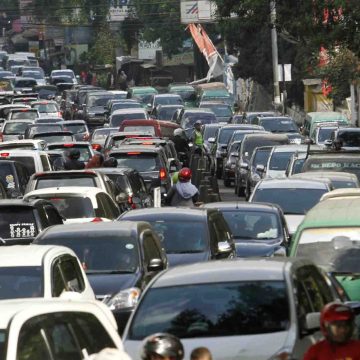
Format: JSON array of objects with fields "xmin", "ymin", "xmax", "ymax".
[{"xmin": 174, "ymin": 128, "xmax": 183, "ymax": 137}]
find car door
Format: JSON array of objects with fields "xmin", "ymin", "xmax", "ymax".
[{"xmin": 291, "ymin": 264, "xmax": 335, "ymax": 358}]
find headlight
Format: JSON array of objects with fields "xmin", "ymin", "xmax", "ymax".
[
  {"xmin": 104, "ymin": 287, "xmax": 141, "ymax": 310},
  {"xmin": 251, "ymin": 173, "xmax": 261, "ymax": 182}
]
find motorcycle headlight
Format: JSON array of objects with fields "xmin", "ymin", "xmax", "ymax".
[
  {"xmin": 251, "ymin": 173, "xmax": 261, "ymax": 182},
  {"xmin": 104, "ymin": 287, "xmax": 141, "ymax": 311}
]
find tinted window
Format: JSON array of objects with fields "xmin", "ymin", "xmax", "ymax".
[
  {"xmin": 3, "ymin": 122, "xmax": 30, "ymax": 134},
  {"xmin": 112, "ymin": 103, "xmax": 142, "ymax": 112},
  {"xmin": 222, "ymin": 210, "xmax": 280, "ymax": 240},
  {"xmin": 158, "ymin": 107, "xmax": 179, "ymax": 120},
  {"xmin": 33, "ymin": 134, "xmax": 73, "ymax": 143},
  {"xmin": 0, "ymin": 266, "xmax": 43, "ymax": 299},
  {"xmin": 110, "ymin": 112, "xmax": 147, "ymax": 126},
  {"xmin": 65, "ymin": 124, "xmax": 87, "ymax": 134},
  {"xmin": 5, "ymin": 156, "xmax": 35, "ymax": 175},
  {"xmin": 252, "ymin": 188, "xmax": 327, "ymax": 215},
  {"xmin": 0, "ymin": 207, "xmax": 37, "ymax": 239},
  {"xmin": 259, "ymin": 118, "xmax": 298, "ymax": 133},
  {"xmin": 112, "ymin": 153, "xmax": 160, "ymax": 172},
  {"xmin": 11, "ymin": 112, "xmax": 37, "ymax": 120},
  {"xmin": 317, "ymin": 127, "xmax": 335, "ymax": 142},
  {"xmin": 202, "ymin": 105, "xmax": 232, "ymax": 118},
  {"xmin": 45, "ymin": 197, "xmax": 95, "ymax": 219},
  {"xmin": 143, "ymin": 232, "xmax": 161, "ymax": 264},
  {"xmin": 183, "ymin": 113, "xmax": 217, "ymax": 128},
  {"xmin": 218, "ymin": 128, "xmax": 237, "ymax": 144},
  {"xmin": 203, "ymin": 126, "xmax": 219, "ymax": 141},
  {"xmin": 0, "ymin": 331, "xmax": 5, "ymax": 360},
  {"xmin": 269, "ymin": 152, "xmax": 294, "ymax": 170},
  {"xmin": 40, "ymin": 155, "xmax": 50, "ymax": 171},
  {"xmin": 155, "ymin": 96, "xmax": 183, "ymax": 106},
  {"xmin": 129, "ymin": 281, "xmax": 289, "ymax": 339},
  {"xmin": 243, "ymin": 138, "xmax": 288, "ymax": 160},
  {"xmin": 88, "ymin": 95, "xmax": 114, "ymax": 107},
  {"xmin": 252, "ymin": 149, "xmax": 271, "ymax": 166},
  {"xmin": 338, "ymin": 131, "xmax": 360, "ymax": 147},
  {"xmin": 36, "ymin": 177, "xmax": 96, "ymax": 190},
  {"xmin": 292, "ymin": 159, "xmax": 305, "ymax": 174},
  {"xmin": 48, "ymin": 146, "xmax": 91, "ymax": 162},
  {"xmin": 32, "ymin": 104, "xmax": 58, "ymax": 113},
  {"xmin": 43, "ymin": 235, "xmax": 139, "ymax": 273}
]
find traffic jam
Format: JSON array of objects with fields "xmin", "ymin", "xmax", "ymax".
[{"xmin": 0, "ymin": 55, "xmax": 359, "ymax": 360}]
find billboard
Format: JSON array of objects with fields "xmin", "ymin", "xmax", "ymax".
[
  {"xmin": 180, "ymin": 0, "xmax": 217, "ymax": 24},
  {"xmin": 138, "ymin": 39, "xmax": 162, "ymax": 60}
]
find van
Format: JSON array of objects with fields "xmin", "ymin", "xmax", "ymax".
[
  {"xmin": 119, "ymin": 119, "xmax": 180, "ymax": 138},
  {"xmin": 303, "ymin": 111, "xmax": 349, "ymax": 140}
]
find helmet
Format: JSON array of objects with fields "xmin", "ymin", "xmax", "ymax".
[
  {"xmin": 103, "ymin": 157, "xmax": 118, "ymax": 167},
  {"xmin": 68, "ymin": 149, "xmax": 80, "ymax": 160},
  {"xmin": 178, "ymin": 167, "xmax": 192, "ymax": 182},
  {"xmin": 194, "ymin": 120, "xmax": 202, "ymax": 126},
  {"xmin": 174, "ymin": 128, "xmax": 183, "ymax": 137},
  {"xmin": 141, "ymin": 333, "xmax": 184, "ymax": 360},
  {"xmin": 320, "ymin": 302, "xmax": 354, "ymax": 343}
]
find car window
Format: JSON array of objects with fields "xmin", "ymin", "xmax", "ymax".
[
  {"xmin": 96, "ymin": 193, "xmax": 118, "ymax": 219},
  {"xmin": 211, "ymin": 214, "xmax": 232, "ymax": 244},
  {"xmin": 7, "ymin": 156, "xmax": 36, "ymax": 175},
  {"xmin": 36, "ymin": 177, "xmax": 96, "ymax": 189},
  {"xmin": 40, "ymin": 155, "xmax": 51, "ymax": 171},
  {"xmin": 44, "ymin": 205, "xmax": 63, "ymax": 225},
  {"xmin": 143, "ymin": 231, "xmax": 161, "ymax": 264}
]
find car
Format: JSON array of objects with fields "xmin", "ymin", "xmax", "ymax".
[
  {"xmin": 202, "ymin": 202, "xmax": 289, "ymax": 257},
  {"xmin": 33, "ymin": 84, "xmax": 58, "ymax": 100},
  {"xmin": 25, "ymin": 170, "xmax": 116, "ymax": 200},
  {"xmin": 326, "ymin": 127, "xmax": 360, "ymax": 150},
  {"xmin": 108, "ymin": 108, "xmax": 149, "ymax": 128},
  {"xmin": 50, "ymin": 69, "xmax": 77, "ymax": 84},
  {"xmin": 123, "ymin": 258, "xmax": 340, "ymax": 360},
  {"xmin": 46, "ymin": 141, "xmax": 95, "ymax": 163},
  {"xmin": 107, "ymin": 100, "xmax": 143, "ymax": 120},
  {"xmin": 234, "ymin": 133, "xmax": 289, "ymax": 196},
  {"xmin": 263, "ymin": 144, "xmax": 308, "ymax": 179},
  {"xmin": 312, "ymin": 123, "xmax": 339, "ymax": 146},
  {"xmin": 127, "ymin": 86, "xmax": 158, "ymax": 106},
  {"xmin": 22, "ymin": 70, "xmax": 46, "ymax": 85},
  {"xmin": 34, "ymin": 221, "xmax": 168, "ymax": 334},
  {"xmin": 34, "ymin": 116, "xmax": 64, "ymax": 123},
  {"xmin": 249, "ymin": 178, "xmax": 332, "ymax": 236},
  {"xmin": 0, "ymin": 139, "xmax": 47, "ymax": 151},
  {"xmin": 231, "ymin": 111, "xmax": 278, "ymax": 124},
  {"xmin": 32, "ymin": 130, "xmax": 74, "ymax": 144},
  {"xmin": 62, "ymin": 120, "xmax": 90, "ymax": 141},
  {"xmin": 151, "ymin": 104, "xmax": 184, "ymax": 121},
  {"xmin": 96, "ymin": 167, "xmax": 153, "ymax": 210},
  {"xmin": 0, "ymin": 199, "xmax": 63, "ymax": 244},
  {"xmin": 168, "ymin": 83, "xmax": 196, "ymax": 107},
  {"xmin": 319, "ymin": 187, "xmax": 360, "ymax": 202},
  {"xmin": 199, "ymin": 101, "xmax": 234, "ymax": 123},
  {"xmin": 24, "ymin": 187, "xmax": 120, "ymax": 224},
  {"xmin": 0, "ymin": 104, "xmax": 30, "ymax": 122},
  {"xmin": 176, "ymin": 108, "xmax": 218, "ymax": 136},
  {"xmin": 222, "ymin": 140, "xmax": 242, "ymax": 187},
  {"xmin": 291, "ymin": 171, "xmax": 360, "ymax": 189},
  {"xmin": 0, "ymin": 244, "xmax": 95, "ymax": 300},
  {"xmin": 90, "ymin": 127, "xmax": 119, "ymax": 149},
  {"xmin": 24, "ymin": 123, "xmax": 64, "ymax": 139},
  {"xmin": 7, "ymin": 108, "xmax": 39, "ymax": 121},
  {"xmin": 83, "ymin": 91, "xmax": 115, "ymax": 127},
  {"xmin": 0, "ymin": 159, "xmax": 30, "ymax": 197},
  {"xmin": 30, "ymin": 100, "xmax": 61, "ymax": 117},
  {"xmin": 0, "ymin": 298, "xmax": 125, "ymax": 359},
  {"xmin": 0, "ymin": 149, "xmax": 52, "ymax": 175},
  {"xmin": 196, "ymin": 83, "xmax": 233, "ymax": 106},
  {"xmin": 109, "ymin": 145, "xmax": 172, "ymax": 195},
  {"xmin": 0, "ymin": 120, "xmax": 34, "ymax": 141},
  {"xmin": 119, "ymin": 207, "xmax": 236, "ymax": 266},
  {"xmin": 148, "ymin": 93, "xmax": 184, "ymax": 113},
  {"xmin": 284, "ymin": 151, "xmax": 307, "ymax": 176},
  {"xmin": 13, "ymin": 77, "xmax": 38, "ymax": 93}
]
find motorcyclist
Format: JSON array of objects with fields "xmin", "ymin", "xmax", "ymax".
[
  {"xmin": 165, "ymin": 167, "xmax": 199, "ymax": 206},
  {"xmin": 303, "ymin": 302, "xmax": 360, "ymax": 360},
  {"xmin": 141, "ymin": 333, "xmax": 184, "ymax": 360},
  {"xmin": 63, "ymin": 149, "xmax": 85, "ymax": 170}
]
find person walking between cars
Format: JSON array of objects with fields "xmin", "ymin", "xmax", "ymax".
[
  {"xmin": 141, "ymin": 333, "xmax": 184, "ymax": 360},
  {"xmin": 165, "ymin": 167, "xmax": 199, "ymax": 206},
  {"xmin": 63, "ymin": 149, "xmax": 85, "ymax": 170},
  {"xmin": 303, "ymin": 302, "xmax": 360, "ymax": 360}
]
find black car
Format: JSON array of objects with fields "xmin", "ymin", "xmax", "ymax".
[
  {"xmin": 83, "ymin": 91, "xmax": 115, "ymax": 127},
  {"xmin": 34, "ymin": 221, "xmax": 167, "ymax": 334},
  {"xmin": 326, "ymin": 127, "xmax": 360, "ymax": 150},
  {"xmin": 222, "ymin": 140, "xmax": 242, "ymax": 187},
  {"xmin": 0, "ymin": 159, "xmax": 30, "ymax": 197},
  {"xmin": 24, "ymin": 123, "xmax": 64, "ymax": 139},
  {"xmin": 0, "ymin": 199, "xmax": 63, "ymax": 244},
  {"xmin": 202, "ymin": 202, "xmax": 289, "ymax": 257},
  {"xmin": 119, "ymin": 207, "xmax": 236, "ymax": 266}
]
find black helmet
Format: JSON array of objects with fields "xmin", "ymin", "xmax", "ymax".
[
  {"xmin": 141, "ymin": 333, "xmax": 184, "ymax": 360},
  {"xmin": 68, "ymin": 148, "xmax": 80, "ymax": 160},
  {"xmin": 103, "ymin": 157, "xmax": 118, "ymax": 168}
]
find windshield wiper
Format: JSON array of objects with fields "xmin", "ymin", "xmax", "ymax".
[{"xmin": 86, "ymin": 270, "xmax": 134, "ymax": 275}]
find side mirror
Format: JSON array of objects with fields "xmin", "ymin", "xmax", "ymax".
[
  {"xmin": 240, "ymin": 162, "xmax": 249, "ymax": 170},
  {"xmin": 256, "ymin": 164, "xmax": 265, "ymax": 173},
  {"xmin": 218, "ymin": 241, "xmax": 232, "ymax": 253},
  {"xmin": 148, "ymin": 258, "xmax": 164, "ymax": 272},
  {"xmin": 305, "ymin": 312, "xmax": 320, "ymax": 331},
  {"xmin": 208, "ymin": 137, "xmax": 215, "ymax": 144},
  {"xmin": 324, "ymin": 139, "xmax": 333, "ymax": 147},
  {"xmin": 116, "ymin": 192, "xmax": 127, "ymax": 203}
]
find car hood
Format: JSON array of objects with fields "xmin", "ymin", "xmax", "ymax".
[
  {"xmin": 284, "ymin": 214, "xmax": 305, "ymax": 235},
  {"xmin": 265, "ymin": 169, "xmax": 287, "ymax": 179},
  {"xmin": 88, "ymin": 273, "xmax": 140, "ymax": 299},
  {"xmin": 125, "ymin": 331, "xmax": 290, "ymax": 360},
  {"xmin": 88, "ymin": 106, "xmax": 106, "ymax": 114},
  {"xmin": 234, "ymin": 239, "xmax": 282, "ymax": 257},
  {"xmin": 167, "ymin": 252, "xmax": 209, "ymax": 266}
]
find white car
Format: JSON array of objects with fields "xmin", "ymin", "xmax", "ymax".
[
  {"xmin": 50, "ymin": 69, "xmax": 77, "ymax": 84},
  {"xmin": 31, "ymin": 100, "xmax": 61, "ymax": 117},
  {"xmin": 1, "ymin": 120, "xmax": 34, "ymax": 142},
  {"xmin": 0, "ymin": 139, "xmax": 47, "ymax": 151},
  {"xmin": 0, "ymin": 298, "xmax": 125, "ymax": 360},
  {"xmin": 24, "ymin": 186, "xmax": 120, "ymax": 224},
  {"xmin": 0, "ymin": 245, "xmax": 94, "ymax": 300}
]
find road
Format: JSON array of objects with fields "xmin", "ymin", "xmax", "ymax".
[{"xmin": 218, "ymin": 180, "xmax": 246, "ymax": 202}]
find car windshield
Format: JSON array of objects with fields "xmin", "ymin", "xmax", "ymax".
[
  {"xmin": 269, "ymin": 152, "xmax": 295, "ymax": 170},
  {"xmin": 155, "ymin": 96, "xmax": 183, "ymax": 106},
  {"xmin": 317, "ymin": 127, "xmax": 335, "ymax": 143},
  {"xmin": 0, "ymin": 207, "xmax": 37, "ymax": 239},
  {"xmin": 11, "ymin": 111, "xmax": 38, "ymax": 120},
  {"xmin": 112, "ymin": 153, "xmax": 160, "ymax": 172},
  {"xmin": 112, "ymin": 103, "xmax": 142, "ymax": 112},
  {"xmin": 122, "ymin": 126, "xmax": 155, "ymax": 135},
  {"xmin": 305, "ymin": 159, "xmax": 360, "ymax": 179},
  {"xmin": 183, "ymin": 114, "xmax": 217, "ymax": 128},
  {"xmin": 46, "ymin": 196, "xmax": 95, "ymax": 219},
  {"xmin": 0, "ymin": 266, "xmax": 43, "ymax": 299},
  {"xmin": 49, "ymin": 146, "xmax": 91, "ymax": 162},
  {"xmin": 202, "ymin": 105, "xmax": 232, "ymax": 118},
  {"xmin": 42, "ymin": 236, "xmax": 139, "ymax": 273},
  {"xmin": 23, "ymin": 71, "xmax": 43, "ymax": 79},
  {"xmin": 15, "ymin": 80, "xmax": 37, "ymax": 87},
  {"xmin": 129, "ymin": 281, "xmax": 289, "ymax": 339},
  {"xmin": 173, "ymin": 90, "xmax": 195, "ymax": 101},
  {"xmin": 222, "ymin": 210, "xmax": 280, "ymax": 240},
  {"xmin": 65, "ymin": 124, "xmax": 87, "ymax": 134},
  {"xmin": 296, "ymin": 228, "xmax": 360, "ymax": 270},
  {"xmin": 3, "ymin": 122, "xmax": 30, "ymax": 134},
  {"xmin": 219, "ymin": 128, "xmax": 238, "ymax": 144},
  {"xmin": 111, "ymin": 113, "xmax": 146, "ymax": 127},
  {"xmin": 338, "ymin": 131, "xmax": 360, "ymax": 147},
  {"xmin": 52, "ymin": 71, "xmax": 74, "ymax": 78},
  {"xmin": 252, "ymin": 188, "xmax": 327, "ymax": 214},
  {"xmin": 34, "ymin": 134, "xmax": 73, "ymax": 143},
  {"xmin": 203, "ymin": 126, "xmax": 219, "ymax": 141},
  {"xmin": 148, "ymin": 221, "xmax": 206, "ymax": 253},
  {"xmin": 88, "ymin": 95, "xmax": 114, "ymax": 107},
  {"xmin": 253, "ymin": 149, "xmax": 271, "ymax": 166},
  {"xmin": 260, "ymin": 119, "xmax": 298, "ymax": 133},
  {"xmin": 32, "ymin": 103, "xmax": 58, "ymax": 113},
  {"xmin": 292, "ymin": 159, "xmax": 305, "ymax": 174},
  {"xmin": 36, "ymin": 177, "xmax": 96, "ymax": 190},
  {"xmin": 38, "ymin": 89, "xmax": 57, "ymax": 99},
  {"xmin": 158, "ymin": 107, "xmax": 179, "ymax": 120}
]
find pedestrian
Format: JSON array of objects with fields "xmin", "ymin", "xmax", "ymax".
[
  {"xmin": 141, "ymin": 333, "xmax": 184, "ymax": 360},
  {"xmin": 103, "ymin": 157, "xmax": 118, "ymax": 168},
  {"xmin": 118, "ymin": 70, "xmax": 128, "ymax": 91},
  {"xmin": 303, "ymin": 302, "xmax": 360, "ymax": 360},
  {"xmin": 191, "ymin": 347, "xmax": 212, "ymax": 360},
  {"xmin": 63, "ymin": 149, "xmax": 85, "ymax": 170},
  {"xmin": 86, "ymin": 154, "xmax": 104, "ymax": 169},
  {"xmin": 165, "ymin": 167, "xmax": 199, "ymax": 206}
]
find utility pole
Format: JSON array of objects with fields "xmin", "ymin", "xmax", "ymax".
[{"xmin": 270, "ymin": 1, "xmax": 281, "ymax": 108}]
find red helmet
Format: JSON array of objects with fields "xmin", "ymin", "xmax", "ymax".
[
  {"xmin": 320, "ymin": 302, "xmax": 354, "ymax": 343},
  {"xmin": 178, "ymin": 167, "xmax": 192, "ymax": 182}
]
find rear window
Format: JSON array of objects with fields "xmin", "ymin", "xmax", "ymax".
[
  {"xmin": 253, "ymin": 149, "xmax": 271, "ymax": 166},
  {"xmin": 48, "ymin": 146, "xmax": 91, "ymax": 162},
  {"xmin": 112, "ymin": 153, "xmax": 160, "ymax": 172},
  {"xmin": 269, "ymin": 152, "xmax": 294, "ymax": 170},
  {"xmin": 6, "ymin": 156, "xmax": 35, "ymax": 175},
  {"xmin": 3, "ymin": 122, "xmax": 30, "ymax": 134},
  {"xmin": 122, "ymin": 125, "xmax": 155, "ymax": 135},
  {"xmin": 112, "ymin": 103, "xmax": 142, "ymax": 112},
  {"xmin": 65, "ymin": 124, "xmax": 87, "ymax": 134},
  {"xmin": 35, "ymin": 177, "xmax": 96, "ymax": 190},
  {"xmin": 10, "ymin": 111, "xmax": 37, "ymax": 120},
  {"xmin": 15, "ymin": 79, "xmax": 37, "ymax": 87},
  {"xmin": 110, "ymin": 112, "xmax": 147, "ymax": 127},
  {"xmin": 183, "ymin": 113, "xmax": 217, "ymax": 128},
  {"xmin": 32, "ymin": 103, "xmax": 58, "ymax": 113},
  {"xmin": 33, "ymin": 134, "xmax": 73, "ymax": 143},
  {"xmin": 0, "ymin": 207, "xmax": 38, "ymax": 239},
  {"xmin": 46, "ymin": 197, "xmax": 95, "ymax": 219},
  {"xmin": 337, "ymin": 131, "xmax": 360, "ymax": 147},
  {"xmin": 243, "ymin": 138, "xmax": 288, "ymax": 160},
  {"xmin": 30, "ymin": 125, "xmax": 62, "ymax": 136}
]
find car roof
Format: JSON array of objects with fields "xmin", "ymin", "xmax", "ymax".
[
  {"xmin": 32, "ymin": 170, "xmax": 100, "ymax": 178},
  {"xmin": 201, "ymin": 201, "xmax": 280, "ymax": 213},
  {"xmin": 154, "ymin": 94, "xmax": 181, "ymax": 98},
  {"xmin": 257, "ymin": 178, "xmax": 330, "ymax": 189},
  {"xmin": 271, "ymin": 144, "xmax": 308, "ymax": 152},
  {"xmin": 183, "ymin": 108, "xmax": 214, "ymax": 114},
  {"xmin": 111, "ymin": 109, "xmax": 146, "ymax": 114},
  {"xmin": 24, "ymin": 186, "xmax": 106, "ymax": 197},
  {"xmin": 0, "ymin": 245, "xmax": 75, "ymax": 267},
  {"xmin": 151, "ymin": 258, "xmax": 313, "ymax": 287},
  {"xmin": 320, "ymin": 188, "xmax": 360, "ymax": 201},
  {"xmin": 306, "ymin": 152, "xmax": 360, "ymax": 160},
  {"xmin": 109, "ymin": 145, "xmax": 162, "ymax": 154},
  {"xmin": 47, "ymin": 142, "xmax": 90, "ymax": 147},
  {"xmin": 259, "ymin": 116, "xmax": 294, "ymax": 121}
]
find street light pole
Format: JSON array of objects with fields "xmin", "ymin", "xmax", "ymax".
[{"xmin": 270, "ymin": 0, "xmax": 281, "ymax": 108}]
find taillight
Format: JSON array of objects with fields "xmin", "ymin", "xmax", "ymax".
[
  {"xmin": 0, "ymin": 152, "xmax": 9, "ymax": 157},
  {"xmin": 159, "ymin": 167, "xmax": 167, "ymax": 180},
  {"xmin": 127, "ymin": 195, "xmax": 137, "ymax": 209},
  {"xmin": 92, "ymin": 143, "xmax": 102, "ymax": 151},
  {"xmin": 91, "ymin": 217, "xmax": 103, "ymax": 222}
]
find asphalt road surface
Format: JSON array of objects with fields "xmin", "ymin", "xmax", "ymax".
[{"xmin": 218, "ymin": 180, "xmax": 246, "ymax": 203}]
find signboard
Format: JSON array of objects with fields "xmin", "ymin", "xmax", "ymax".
[
  {"xmin": 181, "ymin": 0, "xmax": 218, "ymax": 24},
  {"xmin": 108, "ymin": 0, "xmax": 133, "ymax": 22},
  {"xmin": 278, "ymin": 64, "xmax": 292, "ymax": 82},
  {"xmin": 19, "ymin": 0, "xmax": 35, "ymax": 28},
  {"xmin": 138, "ymin": 39, "xmax": 162, "ymax": 60}
]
